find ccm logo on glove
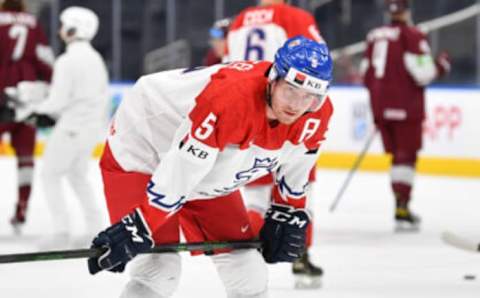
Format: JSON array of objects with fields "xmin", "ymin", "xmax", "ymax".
[{"xmin": 265, "ymin": 207, "xmax": 309, "ymax": 229}]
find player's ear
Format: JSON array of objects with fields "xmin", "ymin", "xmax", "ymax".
[{"xmin": 270, "ymin": 79, "xmax": 277, "ymax": 89}]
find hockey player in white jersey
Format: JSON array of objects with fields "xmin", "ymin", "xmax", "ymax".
[
  {"xmin": 29, "ymin": 6, "xmax": 109, "ymax": 247},
  {"xmin": 87, "ymin": 36, "xmax": 333, "ymax": 298}
]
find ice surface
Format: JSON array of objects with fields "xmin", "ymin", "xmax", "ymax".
[{"xmin": 0, "ymin": 158, "xmax": 479, "ymax": 297}]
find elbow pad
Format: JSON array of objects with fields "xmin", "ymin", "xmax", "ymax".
[{"xmin": 403, "ymin": 53, "xmax": 437, "ymax": 86}]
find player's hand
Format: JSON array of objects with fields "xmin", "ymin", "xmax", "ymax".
[
  {"xmin": 259, "ymin": 204, "xmax": 310, "ymax": 264},
  {"xmin": 1, "ymin": 90, "xmax": 16, "ymax": 123},
  {"xmin": 87, "ymin": 208, "xmax": 154, "ymax": 275},
  {"xmin": 25, "ymin": 113, "xmax": 56, "ymax": 128},
  {"xmin": 0, "ymin": 104, "xmax": 15, "ymax": 123},
  {"xmin": 435, "ymin": 51, "xmax": 451, "ymax": 77}
]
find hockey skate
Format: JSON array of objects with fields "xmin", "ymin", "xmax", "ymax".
[
  {"xmin": 10, "ymin": 203, "xmax": 27, "ymax": 235},
  {"xmin": 292, "ymin": 252, "xmax": 323, "ymax": 289},
  {"xmin": 10, "ymin": 216, "xmax": 25, "ymax": 235},
  {"xmin": 394, "ymin": 207, "xmax": 421, "ymax": 233}
]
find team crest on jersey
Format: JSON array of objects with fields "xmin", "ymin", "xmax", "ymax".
[
  {"xmin": 200, "ymin": 157, "xmax": 279, "ymax": 197},
  {"xmin": 235, "ymin": 157, "xmax": 279, "ymax": 183},
  {"xmin": 147, "ymin": 180, "xmax": 186, "ymax": 212}
]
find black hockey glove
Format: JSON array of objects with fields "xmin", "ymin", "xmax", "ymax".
[
  {"xmin": 26, "ymin": 113, "xmax": 56, "ymax": 128},
  {"xmin": 259, "ymin": 204, "xmax": 310, "ymax": 264},
  {"xmin": 88, "ymin": 208, "xmax": 154, "ymax": 275},
  {"xmin": 0, "ymin": 104, "xmax": 15, "ymax": 123}
]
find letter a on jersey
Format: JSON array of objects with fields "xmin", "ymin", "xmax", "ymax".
[{"xmin": 298, "ymin": 119, "xmax": 321, "ymax": 143}]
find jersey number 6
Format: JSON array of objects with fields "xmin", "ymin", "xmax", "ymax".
[
  {"xmin": 194, "ymin": 112, "xmax": 217, "ymax": 140},
  {"xmin": 244, "ymin": 28, "xmax": 266, "ymax": 61}
]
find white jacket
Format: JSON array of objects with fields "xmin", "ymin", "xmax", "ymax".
[{"xmin": 37, "ymin": 41, "xmax": 109, "ymax": 131}]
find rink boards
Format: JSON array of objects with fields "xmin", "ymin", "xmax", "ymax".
[
  {"xmin": 0, "ymin": 83, "xmax": 479, "ymax": 177},
  {"xmin": 318, "ymin": 85, "xmax": 480, "ymax": 177}
]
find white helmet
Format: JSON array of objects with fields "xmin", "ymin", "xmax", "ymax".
[{"xmin": 60, "ymin": 6, "xmax": 99, "ymax": 41}]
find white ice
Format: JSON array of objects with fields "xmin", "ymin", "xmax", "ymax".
[{"xmin": 0, "ymin": 157, "xmax": 479, "ymax": 298}]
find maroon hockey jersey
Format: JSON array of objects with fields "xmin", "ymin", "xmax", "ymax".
[
  {"xmin": 363, "ymin": 21, "xmax": 430, "ymax": 122},
  {"xmin": 0, "ymin": 10, "xmax": 53, "ymax": 93}
]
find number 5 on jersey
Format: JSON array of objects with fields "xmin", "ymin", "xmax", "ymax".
[{"xmin": 194, "ymin": 112, "xmax": 217, "ymax": 140}]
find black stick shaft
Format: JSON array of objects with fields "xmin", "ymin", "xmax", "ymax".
[{"xmin": 0, "ymin": 240, "xmax": 262, "ymax": 264}]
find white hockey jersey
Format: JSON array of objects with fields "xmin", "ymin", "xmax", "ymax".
[
  {"xmin": 108, "ymin": 61, "xmax": 333, "ymax": 230},
  {"xmin": 226, "ymin": 3, "xmax": 323, "ymax": 62}
]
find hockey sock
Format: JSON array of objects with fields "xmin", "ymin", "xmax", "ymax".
[
  {"xmin": 392, "ymin": 182, "xmax": 411, "ymax": 208},
  {"xmin": 390, "ymin": 164, "xmax": 415, "ymax": 208},
  {"xmin": 14, "ymin": 185, "xmax": 31, "ymax": 222},
  {"xmin": 14, "ymin": 163, "xmax": 34, "ymax": 222}
]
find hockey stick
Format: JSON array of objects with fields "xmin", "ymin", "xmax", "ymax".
[
  {"xmin": 441, "ymin": 231, "xmax": 480, "ymax": 253},
  {"xmin": 0, "ymin": 240, "xmax": 262, "ymax": 264},
  {"xmin": 330, "ymin": 3, "xmax": 480, "ymax": 60},
  {"xmin": 329, "ymin": 128, "xmax": 377, "ymax": 212}
]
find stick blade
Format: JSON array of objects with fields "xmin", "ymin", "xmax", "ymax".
[{"xmin": 441, "ymin": 231, "xmax": 480, "ymax": 253}]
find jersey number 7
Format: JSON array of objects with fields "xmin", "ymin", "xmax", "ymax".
[{"xmin": 9, "ymin": 24, "xmax": 29, "ymax": 61}]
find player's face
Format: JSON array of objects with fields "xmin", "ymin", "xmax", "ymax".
[
  {"xmin": 58, "ymin": 24, "xmax": 72, "ymax": 43},
  {"xmin": 268, "ymin": 79, "xmax": 320, "ymax": 125}
]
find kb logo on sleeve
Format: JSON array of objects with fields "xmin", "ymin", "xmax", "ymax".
[
  {"xmin": 186, "ymin": 144, "xmax": 209, "ymax": 159},
  {"xmin": 178, "ymin": 133, "xmax": 216, "ymax": 164}
]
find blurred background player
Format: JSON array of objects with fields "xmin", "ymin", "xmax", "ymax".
[
  {"xmin": 0, "ymin": 0, "xmax": 53, "ymax": 233},
  {"xmin": 226, "ymin": 0, "xmax": 324, "ymax": 61},
  {"xmin": 361, "ymin": 0, "xmax": 451, "ymax": 231},
  {"xmin": 30, "ymin": 6, "xmax": 109, "ymax": 247},
  {"xmin": 203, "ymin": 17, "xmax": 230, "ymax": 66},
  {"xmin": 226, "ymin": 0, "xmax": 324, "ymax": 287}
]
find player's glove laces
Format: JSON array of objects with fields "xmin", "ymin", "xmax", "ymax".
[
  {"xmin": 88, "ymin": 208, "xmax": 154, "ymax": 275},
  {"xmin": 259, "ymin": 204, "xmax": 310, "ymax": 263}
]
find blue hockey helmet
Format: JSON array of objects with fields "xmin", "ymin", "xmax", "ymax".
[{"xmin": 269, "ymin": 36, "xmax": 333, "ymax": 98}]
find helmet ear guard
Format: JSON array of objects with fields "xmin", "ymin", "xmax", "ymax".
[{"xmin": 267, "ymin": 64, "xmax": 279, "ymax": 82}]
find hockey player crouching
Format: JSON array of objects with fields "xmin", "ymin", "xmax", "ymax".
[{"xmin": 88, "ymin": 36, "xmax": 334, "ymax": 297}]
